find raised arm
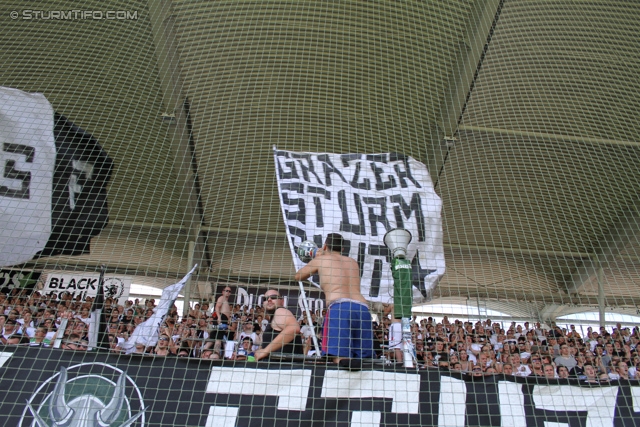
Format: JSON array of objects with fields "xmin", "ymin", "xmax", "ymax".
[
  {"xmin": 254, "ymin": 308, "xmax": 301, "ymax": 361},
  {"xmin": 294, "ymin": 257, "xmax": 320, "ymax": 282}
]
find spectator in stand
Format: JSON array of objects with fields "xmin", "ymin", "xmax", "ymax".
[
  {"xmin": 299, "ymin": 316, "xmax": 315, "ymax": 355},
  {"xmin": 215, "ymin": 287, "xmax": 233, "ymax": 332},
  {"xmin": 583, "ymin": 363, "xmax": 599, "ymax": 383},
  {"xmin": 152, "ymin": 334, "xmax": 175, "ymax": 356},
  {"xmin": 61, "ymin": 334, "xmax": 82, "ymax": 351},
  {"xmin": 29, "ymin": 326, "xmax": 51, "ymax": 347},
  {"xmin": 253, "ymin": 289, "xmax": 302, "ymax": 361},
  {"xmin": 233, "ymin": 337, "xmax": 255, "ymax": 361},
  {"xmin": 554, "ymin": 344, "xmax": 577, "ymax": 370},
  {"xmin": 5, "ymin": 334, "xmax": 29, "ymax": 345},
  {"xmin": 120, "ymin": 308, "xmax": 135, "ymax": 325},
  {"xmin": 132, "ymin": 342, "xmax": 147, "ymax": 355},
  {"xmin": 471, "ymin": 364, "xmax": 484, "ymax": 376},
  {"xmin": 1, "ymin": 319, "xmax": 21, "ymax": 344},
  {"xmin": 458, "ymin": 349, "xmax": 473, "ymax": 372},
  {"xmin": 547, "ymin": 336, "xmax": 560, "ymax": 357},
  {"xmin": 530, "ymin": 355, "xmax": 544, "ymax": 376},
  {"xmin": 503, "ymin": 363, "xmax": 514, "ymax": 376},
  {"xmin": 628, "ymin": 355, "xmax": 640, "ymax": 378},
  {"xmin": 238, "ymin": 321, "xmax": 257, "ymax": 350},
  {"xmin": 542, "ymin": 364, "xmax": 557, "ymax": 379},
  {"xmin": 511, "ymin": 354, "xmax": 531, "ymax": 377},
  {"xmin": 602, "ymin": 342, "xmax": 615, "ymax": 368},
  {"xmin": 570, "ymin": 354, "xmax": 586, "ymax": 377},
  {"xmin": 17, "ymin": 311, "xmax": 35, "ymax": 337},
  {"xmin": 557, "ymin": 365, "xmax": 570, "ymax": 379}
]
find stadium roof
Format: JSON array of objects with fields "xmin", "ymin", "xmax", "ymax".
[{"xmin": 2, "ymin": 0, "xmax": 639, "ymax": 324}]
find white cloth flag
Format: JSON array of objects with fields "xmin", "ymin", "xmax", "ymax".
[
  {"xmin": 274, "ymin": 148, "xmax": 445, "ymax": 304},
  {"xmin": 0, "ymin": 87, "xmax": 56, "ymax": 266},
  {"xmin": 122, "ymin": 265, "xmax": 197, "ymax": 353}
]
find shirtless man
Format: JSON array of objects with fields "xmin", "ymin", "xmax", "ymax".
[
  {"xmin": 215, "ymin": 287, "xmax": 233, "ymax": 329},
  {"xmin": 213, "ymin": 287, "xmax": 233, "ymax": 343},
  {"xmin": 253, "ymin": 289, "xmax": 302, "ymax": 361},
  {"xmin": 294, "ymin": 233, "xmax": 374, "ymax": 362}
]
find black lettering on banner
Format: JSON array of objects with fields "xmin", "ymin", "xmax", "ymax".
[
  {"xmin": 49, "ymin": 277, "xmax": 59, "ymax": 289},
  {"xmin": 293, "ymin": 234, "xmax": 324, "ymax": 283},
  {"xmin": 288, "ymin": 226, "xmax": 307, "ymax": 247},
  {"xmin": 357, "ymin": 242, "xmax": 366, "ymax": 279},
  {"xmin": 317, "ymin": 154, "xmax": 348, "ymax": 187},
  {"xmin": 411, "ymin": 251, "xmax": 437, "ymax": 298},
  {"xmin": 370, "ymin": 162, "xmax": 397, "ymax": 191},
  {"xmin": 313, "ymin": 198, "xmax": 324, "ymax": 228},
  {"xmin": 393, "ymin": 161, "xmax": 422, "ymax": 189},
  {"xmin": 291, "ymin": 153, "xmax": 323, "ymax": 184},
  {"xmin": 67, "ymin": 279, "xmax": 77, "ymax": 290},
  {"xmin": 371, "ymin": 163, "xmax": 397, "ymax": 191},
  {"xmin": 390, "ymin": 193, "xmax": 426, "ymax": 241},
  {"xmin": 362, "ymin": 197, "xmax": 391, "ymax": 237},
  {"xmin": 4, "ymin": 348, "xmax": 640, "ymax": 427},
  {"xmin": 520, "ymin": 383, "xmax": 588, "ymax": 427},
  {"xmin": 340, "ymin": 153, "xmax": 361, "ymax": 166},
  {"xmin": 341, "ymin": 238, "xmax": 352, "ymax": 257},
  {"xmin": 307, "ymin": 186, "xmax": 330, "ymax": 199},
  {"xmin": 464, "ymin": 380, "xmax": 502, "ymax": 426},
  {"xmin": 282, "ymin": 193, "xmax": 306, "ymax": 224},
  {"xmin": 308, "ymin": 186, "xmax": 331, "ymax": 228},
  {"xmin": 370, "ymin": 259, "xmax": 383, "ymax": 297},
  {"xmin": 276, "ymin": 152, "xmax": 299, "ymax": 180},
  {"xmin": 349, "ymin": 162, "xmax": 371, "ymax": 190},
  {"xmin": 280, "ymin": 182, "xmax": 305, "ymax": 193},
  {"xmin": 338, "ymin": 190, "xmax": 366, "ymax": 235},
  {"xmin": 1, "ymin": 143, "xmax": 34, "ymax": 199},
  {"xmin": 367, "ymin": 245, "xmax": 389, "ymax": 298}
]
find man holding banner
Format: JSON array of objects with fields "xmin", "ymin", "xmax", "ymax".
[{"xmin": 295, "ymin": 233, "xmax": 374, "ymax": 363}]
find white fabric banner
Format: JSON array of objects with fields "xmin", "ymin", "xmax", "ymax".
[
  {"xmin": 274, "ymin": 148, "xmax": 445, "ymax": 304},
  {"xmin": 122, "ymin": 265, "xmax": 197, "ymax": 353},
  {"xmin": 0, "ymin": 87, "xmax": 56, "ymax": 267}
]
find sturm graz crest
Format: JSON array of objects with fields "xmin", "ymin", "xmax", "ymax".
[
  {"xmin": 102, "ymin": 278, "xmax": 125, "ymax": 300},
  {"xmin": 21, "ymin": 363, "xmax": 145, "ymax": 427}
]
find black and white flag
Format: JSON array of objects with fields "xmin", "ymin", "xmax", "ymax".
[
  {"xmin": 0, "ymin": 87, "xmax": 113, "ymax": 267},
  {"xmin": 274, "ymin": 148, "xmax": 445, "ymax": 304},
  {"xmin": 121, "ymin": 264, "xmax": 197, "ymax": 353}
]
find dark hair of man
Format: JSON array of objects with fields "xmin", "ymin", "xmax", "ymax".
[{"xmin": 325, "ymin": 233, "xmax": 344, "ymax": 252}]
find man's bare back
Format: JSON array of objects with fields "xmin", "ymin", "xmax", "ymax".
[
  {"xmin": 295, "ymin": 249, "xmax": 368, "ymax": 306},
  {"xmin": 295, "ymin": 233, "xmax": 374, "ymax": 361}
]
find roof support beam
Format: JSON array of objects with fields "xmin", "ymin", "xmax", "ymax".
[
  {"xmin": 565, "ymin": 201, "xmax": 640, "ymax": 295},
  {"xmin": 458, "ymin": 125, "xmax": 640, "ymax": 148},
  {"xmin": 429, "ymin": 0, "xmax": 503, "ymax": 186},
  {"xmin": 537, "ymin": 304, "xmax": 563, "ymax": 324},
  {"xmin": 110, "ymin": 221, "xmax": 592, "ymax": 258},
  {"xmin": 433, "ymin": 288, "xmax": 640, "ymax": 308},
  {"xmin": 148, "ymin": 0, "xmax": 209, "ymax": 301}
]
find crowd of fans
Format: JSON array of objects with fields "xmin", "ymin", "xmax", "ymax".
[
  {"xmin": 382, "ymin": 315, "xmax": 640, "ymax": 382},
  {"xmin": 2, "ymin": 287, "xmax": 640, "ymax": 382}
]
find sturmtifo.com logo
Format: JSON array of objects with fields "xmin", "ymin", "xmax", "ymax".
[{"xmin": 20, "ymin": 363, "xmax": 145, "ymax": 427}]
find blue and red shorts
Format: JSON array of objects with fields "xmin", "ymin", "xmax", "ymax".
[{"xmin": 322, "ymin": 300, "xmax": 374, "ymax": 358}]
